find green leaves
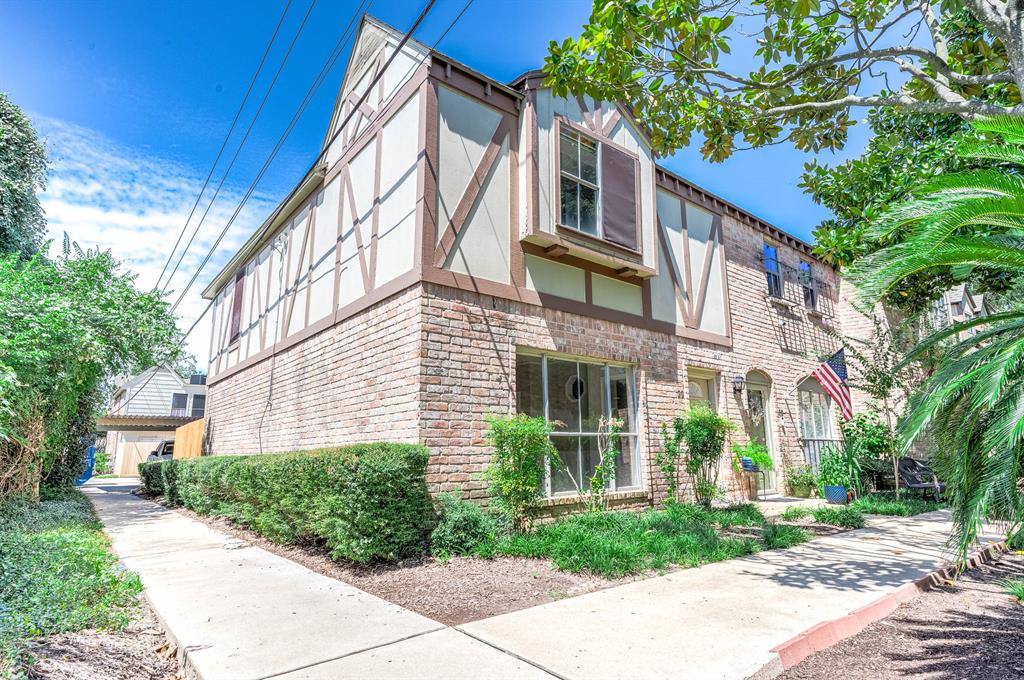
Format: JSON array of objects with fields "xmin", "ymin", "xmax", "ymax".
[
  {"xmin": 849, "ymin": 115, "xmax": 1024, "ymax": 561},
  {"xmin": 544, "ymin": 0, "xmax": 1015, "ymax": 162}
]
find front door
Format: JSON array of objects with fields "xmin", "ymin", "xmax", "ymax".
[{"xmin": 746, "ymin": 385, "xmax": 777, "ymax": 493}]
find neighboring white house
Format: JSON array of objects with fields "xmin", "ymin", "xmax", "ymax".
[{"xmin": 98, "ymin": 365, "xmax": 206, "ymax": 475}]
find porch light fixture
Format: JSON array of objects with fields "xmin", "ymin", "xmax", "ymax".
[{"xmin": 732, "ymin": 375, "xmax": 746, "ymax": 395}]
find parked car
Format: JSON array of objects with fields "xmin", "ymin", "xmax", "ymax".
[{"xmin": 147, "ymin": 440, "xmax": 175, "ymax": 462}]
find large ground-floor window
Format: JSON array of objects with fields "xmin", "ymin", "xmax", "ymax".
[{"xmin": 516, "ymin": 352, "xmax": 640, "ymax": 496}]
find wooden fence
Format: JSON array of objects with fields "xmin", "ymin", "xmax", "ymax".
[{"xmin": 173, "ymin": 418, "xmax": 204, "ymax": 459}]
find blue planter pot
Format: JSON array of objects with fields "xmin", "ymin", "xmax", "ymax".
[{"xmin": 823, "ymin": 485, "xmax": 848, "ymax": 505}]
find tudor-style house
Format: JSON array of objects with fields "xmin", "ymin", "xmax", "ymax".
[{"xmin": 201, "ymin": 16, "xmax": 848, "ymax": 505}]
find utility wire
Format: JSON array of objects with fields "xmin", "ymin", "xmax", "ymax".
[
  {"xmin": 153, "ymin": 0, "xmax": 295, "ymax": 292},
  {"xmin": 160, "ymin": 0, "xmax": 319, "ymax": 295},
  {"xmin": 168, "ymin": 0, "xmax": 435, "ymax": 315}
]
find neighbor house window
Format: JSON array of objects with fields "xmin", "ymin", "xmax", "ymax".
[
  {"xmin": 170, "ymin": 393, "xmax": 188, "ymax": 417},
  {"xmin": 763, "ymin": 244, "xmax": 783, "ymax": 298},
  {"xmin": 516, "ymin": 353, "xmax": 639, "ymax": 495},
  {"xmin": 559, "ymin": 129, "xmax": 600, "ymax": 235},
  {"xmin": 799, "ymin": 260, "xmax": 817, "ymax": 310},
  {"xmin": 190, "ymin": 394, "xmax": 206, "ymax": 417}
]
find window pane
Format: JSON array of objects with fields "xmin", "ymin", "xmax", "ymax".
[
  {"xmin": 608, "ymin": 366, "xmax": 634, "ymax": 433},
  {"xmin": 579, "ymin": 362, "xmax": 607, "ymax": 433},
  {"xmin": 516, "ymin": 354, "xmax": 545, "ymax": 418},
  {"xmin": 191, "ymin": 394, "xmax": 206, "ymax": 417},
  {"xmin": 551, "ymin": 435, "xmax": 580, "ymax": 494},
  {"xmin": 763, "ymin": 244, "xmax": 779, "ymax": 272},
  {"xmin": 560, "ymin": 176, "xmax": 579, "ymax": 229},
  {"xmin": 615, "ymin": 434, "xmax": 637, "ymax": 488},
  {"xmin": 579, "ymin": 136, "xmax": 598, "ymax": 184},
  {"xmin": 580, "ymin": 435, "xmax": 602, "ymax": 487},
  {"xmin": 546, "ymin": 358, "xmax": 580, "ymax": 432},
  {"xmin": 578, "ymin": 184, "xmax": 598, "ymax": 235},
  {"xmin": 559, "ymin": 132, "xmax": 579, "ymax": 176}
]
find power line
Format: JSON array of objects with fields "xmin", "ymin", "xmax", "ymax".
[
  {"xmin": 159, "ymin": 0, "xmax": 319, "ymax": 295},
  {"xmin": 168, "ymin": 0, "xmax": 435, "ymax": 315},
  {"xmin": 153, "ymin": 0, "xmax": 295, "ymax": 292}
]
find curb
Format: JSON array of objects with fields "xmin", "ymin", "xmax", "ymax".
[{"xmin": 754, "ymin": 540, "xmax": 1007, "ymax": 678}]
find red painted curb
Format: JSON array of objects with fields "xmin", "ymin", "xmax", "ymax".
[{"xmin": 766, "ymin": 540, "xmax": 1006, "ymax": 674}]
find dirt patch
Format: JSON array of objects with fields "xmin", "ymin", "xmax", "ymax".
[
  {"xmin": 166, "ymin": 505, "xmax": 639, "ymax": 625},
  {"xmin": 26, "ymin": 600, "xmax": 180, "ymax": 680},
  {"xmin": 779, "ymin": 551, "xmax": 1024, "ymax": 679},
  {"xmin": 778, "ymin": 519, "xmax": 849, "ymax": 538}
]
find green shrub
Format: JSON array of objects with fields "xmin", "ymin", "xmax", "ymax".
[
  {"xmin": 812, "ymin": 505, "xmax": 865, "ymax": 529},
  {"xmin": 1008, "ymin": 530, "xmax": 1024, "ymax": 550},
  {"xmin": 484, "ymin": 415, "xmax": 554, "ymax": 531},
  {"xmin": 0, "ymin": 490, "xmax": 142, "ymax": 673},
  {"xmin": 818, "ymin": 445, "xmax": 861, "ymax": 496},
  {"xmin": 1003, "ymin": 579, "xmax": 1024, "ymax": 602},
  {"xmin": 429, "ymin": 493, "xmax": 497, "ymax": 557},
  {"xmin": 785, "ymin": 465, "xmax": 818, "ymax": 493},
  {"xmin": 161, "ymin": 458, "xmax": 183, "ymax": 505},
  {"xmin": 731, "ymin": 441, "xmax": 773, "ymax": 472},
  {"xmin": 762, "ymin": 521, "xmax": 812, "ymax": 549},
  {"xmin": 138, "ymin": 461, "xmax": 164, "ymax": 495},
  {"xmin": 850, "ymin": 492, "xmax": 942, "ymax": 516},
  {"xmin": 151, "ymin": 444, "xmax": 434, "ymax": 563},
  {"xmin": 669, "ymin": 404, "xmax": 736, "ymax": 507}
]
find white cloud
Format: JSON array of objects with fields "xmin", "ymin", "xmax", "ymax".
[{"xmin": 35, "ymin": 116, "xmax": 276, "ymax": 370}]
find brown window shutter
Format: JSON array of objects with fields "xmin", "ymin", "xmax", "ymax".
[
  {"xmin": 229, "ymin": 270, "xmax": 245, "ymax": 343},
  {"xmin": 600, "ymin": 144, "xmax": 639, "ymax": 250}
]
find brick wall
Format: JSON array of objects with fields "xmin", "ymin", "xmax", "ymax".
[
  {"xmin": 418, "ymin": 214, "xmax": 842, "ymax": 507},
  {"xmin": 205, "ymin": 216, "xmax": 844, "ymax": 508},
  {"xmin": 204, "ymin": 286, "xmax": 424, "ymax": 455}
]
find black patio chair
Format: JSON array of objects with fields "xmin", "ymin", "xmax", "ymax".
[{"xmin": 897, "ymin": 458, "xmax": 944, "ymax": 502}]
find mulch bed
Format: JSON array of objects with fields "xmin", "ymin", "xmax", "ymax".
[
  {"xmin": 164, "ymin": 504, "xmax": 639, "ymax": 625},
  {"xmin": 780, "ymin": 550, "xmax": 1024, "ymax": 679},
  {"xmin": 26, "ymin": 599, "xmax": 181, "ymax": 680}
]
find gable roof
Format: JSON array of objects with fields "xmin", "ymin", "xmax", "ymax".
[{"xmin": 202, "ymin": 15, "xmax": 824, "ymax": 299}]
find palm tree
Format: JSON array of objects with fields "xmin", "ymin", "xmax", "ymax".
[{"xmin": 848, "ymin": 116, "xmax": 1024, "ymax": 561}]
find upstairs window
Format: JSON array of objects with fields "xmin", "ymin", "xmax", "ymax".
[
  {"xmin": 170, "ymin": 393, "xmax": 188, "ymax": 417},
  {"xmin": 191, "ymin": 394, "xmax": 206, "ymax": 417},
  {"xmin": 799, "ymin": 260, "xmax": 817, "ymax": 310},
  {"xmin": 763, "ymin": 244, "xmax": 783, "ymax": 298},
  {"xmin": 229, "ymin": 269, "xmax": 245, "ymax": 344},
  {"xmin": 558, "ymin": 122, "xmax": 640, "ymax": 251},
  {"xmin": 559, "ymin": 130, "xmax": 600, "ymax": 235}
]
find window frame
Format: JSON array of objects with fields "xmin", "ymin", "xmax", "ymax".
[
  {"xmin": 557, "ymin": 126, "xmax": 602, "ymax": 237},
  {"xmin": 763, "ymin": 243, "xmax": 783, "ymax": 298},
  {"xmin": 799, "ymin": 260, "xmax": 817, "ymax": 310},
  {"xmin": 170, "ymin": 392, "xmax": 188, "ymax": 417},
  {"xmin": 190, "ymin": 394, "xmax": 206, "ymax": 418},
  {"xmin": 517, "ymin": 352, "xmax": 641, "ymax": 497}
]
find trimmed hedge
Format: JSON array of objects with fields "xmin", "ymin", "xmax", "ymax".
[
  {"xmin": 136, "ymin": 444, "xmax": 435, "ymax": 563},
  {"xmin": 138, "ymin": 461, "xmax": 164, "ymax": 495}
]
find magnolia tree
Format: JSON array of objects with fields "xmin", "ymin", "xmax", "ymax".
[{"xmin": 545, "ymin": 0, "xmax": 1024, "ymax": 160}]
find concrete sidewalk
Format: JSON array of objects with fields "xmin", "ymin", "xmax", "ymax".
[
  {"xmin": 84, "ymin": 479, "xmax": 552, "ymax": 680},
  {"xmin": 86, "ymin": 478, "xmax": 996, "ymax": 680}
]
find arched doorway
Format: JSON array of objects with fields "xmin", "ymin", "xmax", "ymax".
[{"xmin": 744, "ymin": 370, "xmax": 777, "ymax": 493}]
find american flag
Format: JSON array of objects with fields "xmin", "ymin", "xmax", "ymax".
[{"xmin": 812, "ymin": 349, "xmax": 853, "ymax": 420}]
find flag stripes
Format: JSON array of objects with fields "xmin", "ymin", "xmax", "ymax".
[{"xmin": 812, "ymin": 349, "xmax": 853, "ymax": 420}]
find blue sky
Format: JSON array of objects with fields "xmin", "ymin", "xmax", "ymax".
[{"xmin": 0, "ymin": 0, "xmax": 872, "ymax": 363}]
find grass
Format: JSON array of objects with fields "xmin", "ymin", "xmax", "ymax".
[
  {"xmin": 0, "ymin": 489, "xmax": 142, "ymax": 676},
  {"xmin": 762, "ymin": 521, "xmax": 812, "ymax": 549},
  {"xmin": 491, "ymin": 503, "xmax": 773, "ymax": 578},
  {"xmin": 1003, "ymin": 580, "xmax": 1024, "ymax": 602},
  {"xmin": 850, "ymin": 492, "xmax": 943, "ymax": 517},
  {"xmin": 778, "ymin": 504, "xmax": 866, "ymax": 528}
]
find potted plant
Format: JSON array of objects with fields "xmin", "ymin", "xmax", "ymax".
[
  {"xmin": 785, "ymin": 465, "xmax": 817, "ymax": 498},
  {"xmin": 731, "ymin": 442, "xmax": 773, "ymax": 500},
  {"xmin": 817, "ymin": 445, "xmax": 861, "ymax": 504}
]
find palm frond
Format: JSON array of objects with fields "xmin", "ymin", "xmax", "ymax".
[{"xmin": 969, "ymin": 115, "xmax": 1024, "ymax": 144}]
